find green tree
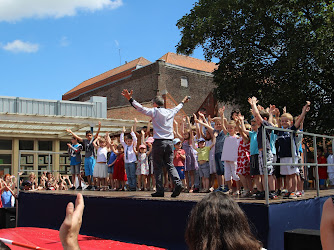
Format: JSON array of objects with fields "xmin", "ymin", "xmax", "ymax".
[{"xmin": 176, "ymin": 0, "xmax": 334, "ymax": 134}]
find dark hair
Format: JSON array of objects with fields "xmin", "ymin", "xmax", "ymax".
[
  {"xmin": 152, "ymin": 96, "xmax": 164, "ymax": 107},
  {"xmin": 259, "ymin": 110, "xmax": 269, "ymax": 120},
  {"xmin": 86, "ymin": 130, "xmax": 92, "ymax": 136},
  {"xmin": 45, "ymin": 181, "xmax": 52, "ymax": 190},
  {"xmin": 199, "ymin": 107, "xmax": 207, "ymax": 112},
  {"xmin": 125, "ymin": 134, "xmax": 133, "ymax": 140},
  {"xmin": 22, "ymin": 180, "xmax": 32, "ymax": 186},
  {"xmin": 230, "ymin": 109, "xmax": 241, "ymax": 120},
  {"xmin": 185, "ymin": 192, "xmax": 262, "ymax": 250}
]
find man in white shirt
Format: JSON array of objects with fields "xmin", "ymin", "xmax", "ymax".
[{"xmin": 121, "ymin": 89, "xmax": 189, "ymax": 197}]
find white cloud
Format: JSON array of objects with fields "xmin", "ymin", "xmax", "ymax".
[
  {"xmin": 2, "ymin": 40, "xmax": 39, "ymax": 53},
  {"xmin": 0, "ymin": 0, "xmax": 123, "ymax": 22},
  {"xmin": 115, "ymin": 40, "xmax": 119, "ymax": 47},
  {"xmin": 60, "ymin": 36, "xmax": 70, "ymax": 47}
]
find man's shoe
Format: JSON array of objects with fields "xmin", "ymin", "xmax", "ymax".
[
  {"xmin": 151, "ymin": 192, "xmax": 164, "ymax": 197},
  {"xmin": 171, "ymin": 185, "xmax": 183, "ymax": 198},
  {"xmin": 86, "ymin": 185, "xmax": 92, "ymax": 190},
  {"xmin": 70, "ymin": 186, "xmax": 75, "ymax": 190},
  {"xmin": 76, "ymin": 186, "xmax": 82, "ymax": 190}
]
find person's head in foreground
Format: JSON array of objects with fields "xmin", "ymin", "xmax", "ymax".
[
  {"xmin": 320, "ymin": 197, "xmax": 334, "ymax": 250},
  {"xmin": 185, "ymin": 192, "xmax": 262, "ymax": 250}
]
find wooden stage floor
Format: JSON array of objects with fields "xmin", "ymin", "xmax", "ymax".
[{"xmin": 22, "ymin": 188, "xmax": 334, "ymax": 204}]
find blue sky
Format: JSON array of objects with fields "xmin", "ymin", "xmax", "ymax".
[{"xmin": 0, "ymin": 0, "xmax": 210, "ymax": 101}]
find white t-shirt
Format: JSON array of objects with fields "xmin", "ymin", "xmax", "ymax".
[
  {"xmin": 221, "ymin": 135, "xmax": 241, "ymax": 162},
  {"xmin": 96, "ymin": 147, "xmax": 108, "ymax": 162}
]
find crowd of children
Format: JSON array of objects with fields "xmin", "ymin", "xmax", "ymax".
[{"xmin": 17, "ymin": 96, "xmax": 334, "ymax": 200}]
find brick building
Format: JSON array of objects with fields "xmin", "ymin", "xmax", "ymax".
[{"xmin": 62, "ymin": 52, "xmax": 221, "ymax": 123}]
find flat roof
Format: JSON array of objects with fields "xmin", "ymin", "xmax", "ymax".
[{"xmin": 0, "ymin": 112, "xmax": 147, "ymax": 139}]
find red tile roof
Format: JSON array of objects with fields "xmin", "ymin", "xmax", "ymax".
[
  {"xmin": 159, "ymin": 52, "xmax": 217, "ymax": 73},
  {"xmin": 62, "ymin": 57, "xmax": 152, "ymax": 100}
]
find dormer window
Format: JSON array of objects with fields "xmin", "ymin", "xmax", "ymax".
[{"xmin": 181, "ymin": 76, "xmax": 188, "ymax": 88}]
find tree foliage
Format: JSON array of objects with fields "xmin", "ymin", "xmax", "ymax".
[{"xmin": 176, "ymin": 0, "xmax": 334, "ymax": 135}]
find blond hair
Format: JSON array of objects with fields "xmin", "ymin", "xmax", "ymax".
[
  {"xmin": 227, "ymin": 120, "xmax": 236, "ymax": 127},
  {"xmin": 245, "ymin": 124, "xmax": 251, "ymax": 130},
  {"xmin": 281, "ymin": 113, "xmax": 293, "ymax": 122},
  {"xmin": 98, "ymin": 137, "xmax": 106, "ymax": 144}
]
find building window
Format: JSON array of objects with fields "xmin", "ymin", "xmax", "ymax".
[
  {"xmin": 38, "ymin": 141, "xmax": 52, "ymax": 151},
  {"xmin": 0, "ymin": 154, "xmax": 12, "ymax": 176},
  {"xmin": 0, "ymin": 140, "xmax": 12, "ymax": 150},
  {"xmin": 19, "ymin": 140, "xmax": 34, "ymax": 150},
  {"xmin": 60, "ymin": 141, "xmax": 69, "ymax": 151},
  {"xmin": 181, "ymin": 76, "xmax": 188, "ymax": 88}
]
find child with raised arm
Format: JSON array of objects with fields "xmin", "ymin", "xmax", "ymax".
[
  {"xmin": 195, "ymin": 133, "xmax": 216, "ymax": 193},
  {"xmin": 247, "ymin": 97, "xmax": 278, "ymax": 199},
  {"xmin": 194, "ymin": 110, "xmax": 227, "ymax": 191},
  {"xmin": 120, "ymin": 126, "xmax": 137, "ymax": 191},
  {"xmin": 141, "ymin": 131, "xmax": 155, "ymax": 191},
  {"xmin": 195, "ymin": 112, "xmax": 216, "ymax": 191},
  {"xmin": 107, "ymin": 145, "xmax": 117, "ymax": 191},
  {"xmin": 136, "ymin": 143, "xmax": 152, "ymax": 191},
  {"xmin": 110, "ymin": 143, "xmax": 127, "ymax": 191},
  {"xmin": 219, "ymin": 107, "xmax": 241, "ymax": 195},
  {"xmin": 173, "ymin": 138, "xmax": 186, "ymax": 190},
  {"xmin": 92, "ymin": 136, "xmax": 110, "ymax": 191},
  {"xmin": 179, "ymin": 116, "xmax": 197, "ymax": 192},
  {"xmin": 66, "ymin": 121, "xmax": 101, "ymax": 190},
  {"xmin": 67, "ymin": 137, "xmax": 83, "ymax": 190},
  {"xmin": 0, "ymin": 177, "xmax": 16, "ymax": 207},
  {"xmin": 235, "ymin": 115, "xmax": 253, "ymax": 198},
  {"xmin": 276, "ymin": 101, "xmax": 310, "ymax": 198},
  {"xmin": 141, "ymin": 130, "xmax": 155, "ymax": 191}
]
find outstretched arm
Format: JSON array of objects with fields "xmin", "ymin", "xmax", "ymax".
[
  {"xmin": 238, "ymin": 115, "xmax": 250, "ymax": 137},
  {"xmin": 66, "ymin": 129, "xmax": 83, "ymax": 142},
  {"xmin": 236, "ymin": 116, "xmax": 250, "ymax": 143},
  {"xmin": 131, "ymin": 126, "xmax": 137, "ymax": 147},
  {"xmin": 174, "ymin": 120, "xmax": 183, "ymax": 139},
  {"xmin": 218, "ymin": 107, "xmax": 228, "ymax": 134},
  {"xmin": 92, "ymin": 137, "xmax": 99, "ymax": 150},
  {"xmin": 209, "ymin": 133, "xmax": 216, "ymax": 149},
  {"xmin": 194, "ymin": 114, "xmax": 214, "ymax": 134},
  {"xmin": 133, "ymin": 118, "xmax": 140, "ymax": 137},
  {"xmin": 268, "ymin": 105, "xmax": 275, "ymax": 125},
  {"xmin": 122, "ymin": 89, "xmax": 155, "ymax": 117},
  {"xmin": 248, "ymin": 97, "xmax": 263, "ymax": 124},
  {"xmin": 194, "ymin": 114, "xmax": 203, "ymax": 139},
  {"xmin": 94, "ymin": 121, "xmax": 101, "ymax": 139},
  {"xmin": 294, "ymin": 101, "xmax": 311, "ymax": 129}
]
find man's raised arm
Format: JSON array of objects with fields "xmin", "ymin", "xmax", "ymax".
[{"xmin": 121, "ymin": 89, "xmax": 154, "ymax": 117}]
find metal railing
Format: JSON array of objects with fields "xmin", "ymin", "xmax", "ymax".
[
  {"xmin": 17, "ymin": 150, "xmax": 71, "ymax": 227},
  {"xmin": 17, "ymin": 150, "xmax": 72, "ymax": 193},
  {"xmin": 262, "ymin": 126, "xmax": 334, "ymax": 205}
]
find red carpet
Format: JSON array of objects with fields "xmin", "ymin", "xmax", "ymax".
[{"xmin": 0, "ymin": 227, "xmax": 165, "ymax": 250}]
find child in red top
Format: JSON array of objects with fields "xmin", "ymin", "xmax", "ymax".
[
  {"xmin": 317, "ymin": 148, "xmax": 328, "ymax": 189},
  {"xmin": 111, "ymin": 144, "xmax": 127, "ymax": 191},
  {"xmin": 173, "ymin": 138, "xmax": 186, "ymax": 188}
]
